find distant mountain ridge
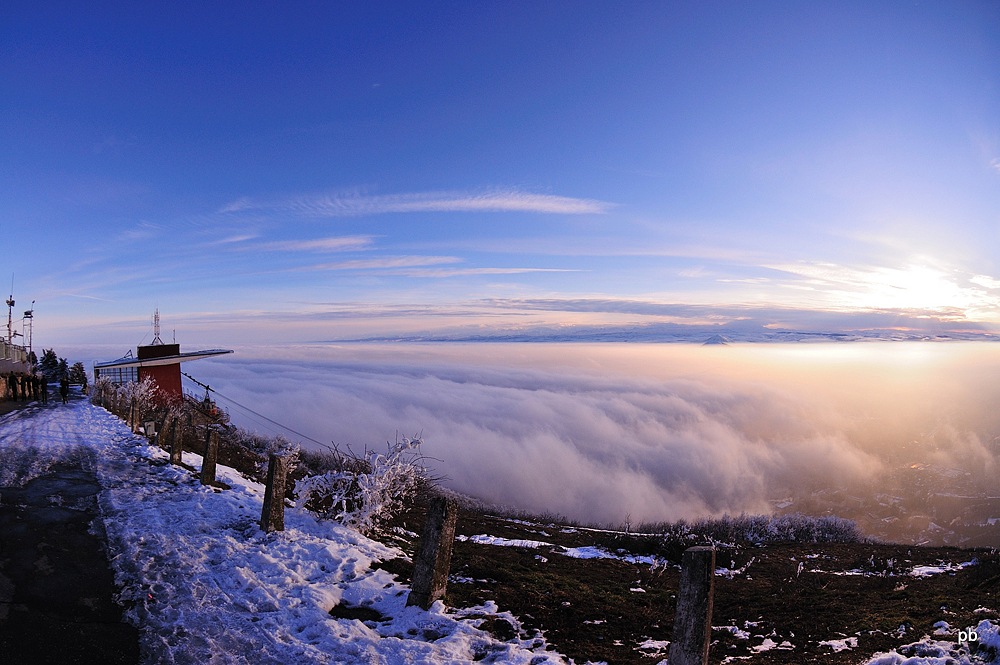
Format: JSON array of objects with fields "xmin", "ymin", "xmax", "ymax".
[{"xmin": 334, "ymin": 327, "xmax": 1000, "ymax": 345}]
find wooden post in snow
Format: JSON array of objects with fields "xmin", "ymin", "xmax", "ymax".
[
  {"xmin": 131, "ymin": 399, "xmax": 141, "ymax": 434},
  {"xmin": 669, "ymin": 546, "xmax": 716, "ymax": 665},
  {"xmin": 170, "ymin": 418, "xmax": 184, "ymax": 465},
  {"xmin": 200, "ymin": 428, "xmax": 219, "ymax": 485},
  {"xmin": 406, "ymin": 496, "xmax": 458, "ymax": 610},
  {"xmin": 159, "ymin": 417, "xmax": 172, "ymax": 451},
  {"xmin": 260, "ymin": 454, "xmax": 289, "ymax": 533}
]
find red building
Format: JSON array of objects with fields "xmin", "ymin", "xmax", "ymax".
[{"xmin": 94, "ymin": 341, "xmax": 232, "ymax": 404}]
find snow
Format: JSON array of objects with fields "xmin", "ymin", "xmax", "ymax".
[
  {"xmin": 863, "ymin": 620, "xmax": 1000, "ymax": 665},
  {"xmin": 456, "ymin": 534, "xmax": 552, "ymax": 549},
  {"xmin": 819, "ymin": 636, "xmax": 858, "ymax": 652},
  {"xmin": 456, "ymin": 535, "xmax": 665, "ymax": 567},
  {"xmin": 805, "ymin": 560, "xmax": 975, "ymax": 579},
  {"xmin": 910, "ymin": 561, "xmax": 976, "ymax": 577},
  {"xmin": 716, "ymin": 557, "xmax": 756, "ymax": 580},
  {"xmin": 0, "ymin": 398, "xmax": 567, "ymax": 664},
  {"xmin": 634, "ymin": 638, "xmax": 670, "ymax": 659},
  {"xmin": 715, "ymin": 625, "xmax": 751, "ymax": 640},
  {"xmin": 752, "ymin": 638, "xmax": 794, "ymax": 652},
  {"xmin": 933, "ymin": 621, "xmax": 952, "ymax": 636}
]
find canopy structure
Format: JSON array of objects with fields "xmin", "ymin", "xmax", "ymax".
[{"xmin": 94, "ymin": 344, "xmax": 233, "ymax": 403}]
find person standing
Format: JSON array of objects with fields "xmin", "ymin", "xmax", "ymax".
[
  {"xmin": 59, "ymin": 376, "xmax": 69, "ymax": 404},
  {"xmin": 40, "ymin": 374, "xmax": 48, "ymax": 404}
]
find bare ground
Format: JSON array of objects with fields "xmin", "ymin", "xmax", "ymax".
[{"xmin": 381, "ymin": 505, "xmax": 1000, "ymax": 665}]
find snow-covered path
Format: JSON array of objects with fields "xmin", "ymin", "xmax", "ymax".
[{"xmin": 0, "ymin": 397, "xmax": 567, "ymax": 664}]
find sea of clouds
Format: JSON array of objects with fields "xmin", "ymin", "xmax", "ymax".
[{"xmin": 153, "ymin": 342, "xmax": 999, "ymax": 526}]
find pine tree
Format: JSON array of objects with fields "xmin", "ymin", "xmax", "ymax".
[
  {"xmin": 39, "ymin": 349, "xmax": 60, "ymax": 380},
  {"xmin": 68, "ymin": 362, "xmax": 87, "ymax": 385}
]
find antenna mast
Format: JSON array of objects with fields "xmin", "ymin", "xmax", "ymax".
[
  {"xmin": 5, "ymin": 275, "xmax": 13, "ymax": 345},
  {"xmin": 152, "ymin": 308, "xmax": 163, "ymax": 345}
]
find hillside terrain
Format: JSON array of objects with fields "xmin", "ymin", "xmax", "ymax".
[
  {"xmin": 1, "ymin": 393, "xmax": 999, "ymax": 664},
  {"xmin": 389, "ymin": 508, "xmax": 1000, "ymax": 664}
]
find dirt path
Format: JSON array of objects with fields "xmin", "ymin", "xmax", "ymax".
[{"xmin": 0, "ymin": 403, "xmax": 139, "ymax": 663}]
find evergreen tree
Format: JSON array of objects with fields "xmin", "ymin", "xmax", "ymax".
[
  {"xmin": 39, "ymin": 349, "xmax": 60, "ymax": 379},
  {"xmin": 68, "ymin": 362, "xmax": 87, "ymax": 385},
  {"xmin": 58, "ymin": 358, "xmax": 68, "ymax": 379}
]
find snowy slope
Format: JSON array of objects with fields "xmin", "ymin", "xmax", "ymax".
[
  {"xmin": 5, "ymin": 397, "xmax": 1000, "ymax": 665},
  {"xmin": 0, "ymin": 397, "xmax": 567, "ymax": 664}
]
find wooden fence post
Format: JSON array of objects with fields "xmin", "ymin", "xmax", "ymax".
[
  {"xmin": 260, "ymin": 454, "xmax": 289, "ymax": 533},
  {"xmin": 159, "ymin": 417, "xmax": 172, "ymax": 451},
  {"xmin": 200, "ymin": 428, "xmax": 219, "ymax": 485},
  {"xmin": 669, "ymin": 545, "xmax": 716, "ymax": 665},
  {"xmin": 170, "ymin": 418, "xmax": 184, "ymax": 465},
  {"xmin": 406, "ymin": 496, "xmax": 458, "ymax": 610},
  {"xmin": 131, "ymin": 399, "xmax": 141, "ymax": 433}
]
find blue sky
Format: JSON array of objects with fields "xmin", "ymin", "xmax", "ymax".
[{"xmin": 3, "ymin": 1, "xmax": 1000, "ymax": 347}]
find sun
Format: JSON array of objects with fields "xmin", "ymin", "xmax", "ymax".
[
  {"xmin": 846, "ymin": 264, "xmax": 972, "ymax": 313},
  {"xmin": 775, "ymin": 259, "xmax": 994, "ymax": 319}
]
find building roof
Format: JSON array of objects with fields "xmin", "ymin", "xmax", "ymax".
[{"xmin": 94, "ymin": 349, "xmax": 233, "ymax": 370}]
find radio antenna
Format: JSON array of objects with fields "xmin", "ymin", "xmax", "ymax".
[
  {"xmin": 5, "ymin": 274, "xmax": 13, "ymax": 345},
  {"xmin": 152, "ymin": 308, "xmax": 163, "ymax": 345}
]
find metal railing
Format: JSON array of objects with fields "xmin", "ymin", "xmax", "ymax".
[{"xmin": 1, "ymin": 339, "xmax": 28, "ymax": 364}]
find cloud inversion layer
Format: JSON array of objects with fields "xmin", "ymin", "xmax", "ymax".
[{"xmin": 192, "ymin": 343, "xmax": 1000, "ymax": 525}]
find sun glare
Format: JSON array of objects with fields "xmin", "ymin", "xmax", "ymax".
[
  {"xmin": 785, "ymin": 260, "xmax": 996, "ymax": 319},
  {"xmin": 851, "ymin": 265, "xmax": 970, "ymax": 312}
]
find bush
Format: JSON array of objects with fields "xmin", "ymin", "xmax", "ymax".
[
  {"xmin": 224, "ymin": 427, "xmax": 300, "ymax": 480},
  {"xmin": 294, "ymin": 436, "xmax": 427, "ymax": 535},
  {"xmin": 666, "ymin": 512, "xmax": 865, "ymax": 548},
  {"xmin": 91, "ymin": 376, "xmax": 160, "ymax": 425}
]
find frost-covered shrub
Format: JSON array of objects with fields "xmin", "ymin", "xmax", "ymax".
[
  {"xmin": 90, "ymin": 375, "xmax": 116, "ymax": 408},
  {"xmin": 217, "ymin": 427, "xmax": 301, "ymax": 483},
  {"xmin": 234, "ymin": 428, "xmax": 299, "ymax": 473},
  {"xmin": 91, "ymin": 376, "xmax": 160, "ymax": 425},
  {"xmin": 295, "ymin": 437, "xmax": 426, "ymax": 535},
  {"xmin": 686, "ymin": 513, "xmax": 865, "ymax": 546},
  {"xmin": 123, "ymin": 377, "xmax": 160, "ymax": 421},
  {"xmin": 632, "ymin": 512, "xmax": 867, "ymax": 566}
]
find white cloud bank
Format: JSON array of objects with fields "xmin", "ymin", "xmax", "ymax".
[{"xmin": 185, "ymin": 342, "xmax": 1000, "ymax": 526}]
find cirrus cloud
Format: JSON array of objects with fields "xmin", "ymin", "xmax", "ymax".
[{"xmin": 220, "ymin": 188, "xmax": 613, "ymax": 217}]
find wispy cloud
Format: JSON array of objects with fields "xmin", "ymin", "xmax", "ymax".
[
  {"xmin": 401, "ymin": 267, "xmax": 582, "ymax": 278},
  {"xmin": 119, "ymin": 221, "xmax": 162, "ymax": 242},
  {"xmin": 212, "ymin": 234, "xmax": 260, "ymax": 245},
  {"xmin": 767, "ymin": 261, "xmax": 1000, "ymax": 318},
  {"xmin": 217, "ymin": 197, "xmax": 254, "ymax": 214},
  {"xmin": 62, "ymin": 292, "xmax": 116, "ymax": 302},
  {"xmin": 221, "ymin": 188, "xmax": 613, "ymax": 218},
  {"xmin": 478, "ymin": 297, "xmax": 1000, "ymax": 335},
  {"xmin": 304, "ymin": 255, "xmax": 462, "ymax": 271},
  {"xmin": 971, "ymin": 274, "xmax": 1000, "ymax": 290},
  {"xmin": 259, "ymin": 236, "xmax": 376, "ymax": 253}
]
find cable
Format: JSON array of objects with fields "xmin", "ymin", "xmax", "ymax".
[{"xmin": 181, "ymin": 372, "xmax": 335, "ymax": 452}]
